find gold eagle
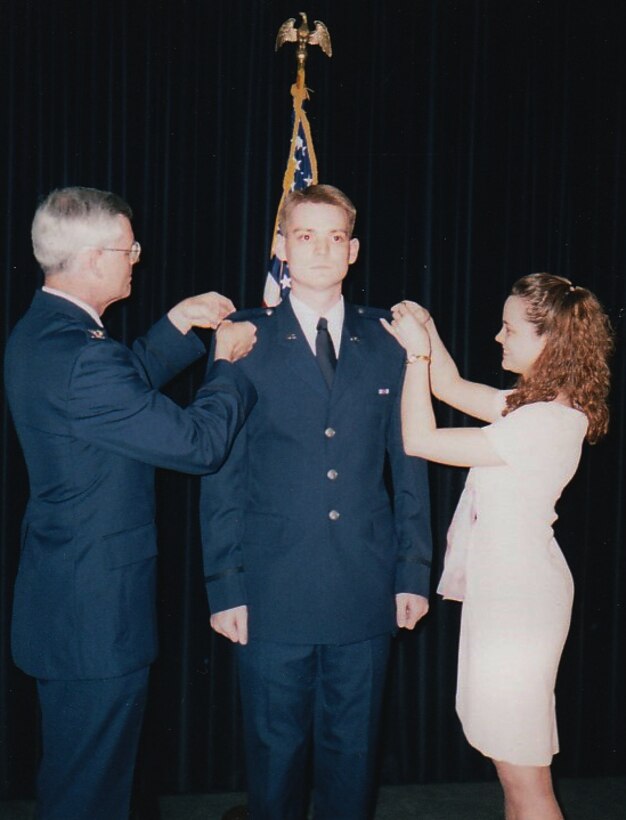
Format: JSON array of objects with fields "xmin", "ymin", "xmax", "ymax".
[{"xmin": 275, "ymin": 12, "xmax": 332, "ymax": 62}]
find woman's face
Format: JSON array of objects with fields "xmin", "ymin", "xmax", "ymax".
[{"xmin": 495, "ymin": 295, "xmax": 547, "ymax": 377}]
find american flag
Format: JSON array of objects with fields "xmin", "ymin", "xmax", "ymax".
[{"xmin": 263, "ymin": 81, "xmax": 319, "ymax": 307}]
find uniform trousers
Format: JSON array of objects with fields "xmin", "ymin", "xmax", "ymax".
[
  {"xmin": 35, "ymin": 666, "xmax": 149, "ymax": 820},
  {"xmin": 237, "ymin": 634, "xmax": 391, "ymax": 820}
]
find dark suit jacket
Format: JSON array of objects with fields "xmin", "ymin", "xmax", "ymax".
[
  {"xmin": 201, "ymin": 297, "xmax": 432, "ymax": 645},
  {"xmin": 4, "ymin": 289, "xmax": 256, "ymax": 680}
]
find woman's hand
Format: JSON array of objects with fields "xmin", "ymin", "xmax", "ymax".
[
  {"xmin": 391, "ymin": 300, "xmax": 431, "ymax": 325},
  {"xmin": 381, "ymin": 301, "xmax": 432, "ymax": 356}
]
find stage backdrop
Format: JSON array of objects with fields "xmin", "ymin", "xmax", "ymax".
[{"xmin": 1, "ymin": 0, "xmax": 624, "ymax": 800}]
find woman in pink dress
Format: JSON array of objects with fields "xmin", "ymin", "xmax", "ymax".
[{"xmin": 382, "ymin": 274, "xmax": 612, "ymax": 820}]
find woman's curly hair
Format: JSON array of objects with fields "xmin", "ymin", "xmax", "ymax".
[{"xmin": 503, "ymin": 273, "xmax": 613, "ymax": 443}]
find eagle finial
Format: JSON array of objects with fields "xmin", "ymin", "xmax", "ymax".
[{"xmin": 275, "ymin": 12, "xmax": 332, "ymax": 70}]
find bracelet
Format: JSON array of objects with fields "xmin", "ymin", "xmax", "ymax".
[{"xmin": 406, "ymin": 353, "xmax": 431, "ymax": 365}]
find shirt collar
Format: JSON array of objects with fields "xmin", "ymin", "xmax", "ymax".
[
  {"xmin": 42, "ymin": 286, "xmax": 104, "ymax": 327},
  {"xmin": 289, "ymin": 293, "xmax": 344, "ymax": 356}
]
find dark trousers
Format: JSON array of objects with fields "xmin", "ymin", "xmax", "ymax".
[
  {"xmin": 36, "ymin": 666, "xmax": 150, "ymax": 820},
  {"xmin": 237, "ymin": 635, "xmax": 391, "ymax": 820}
]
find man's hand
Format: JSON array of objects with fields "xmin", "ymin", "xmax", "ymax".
[
  {"xmin": 396, "ymin": 593, "xmax": 429, "ymax": 630},
  {"xmin": 210, "ymin": 605, "xmax": 248, "ymax": 644},
  {"xmin": 168, "ymin": 291, "xmax": 236, "ymax": 334},
  {"xmin": 214, "ymin": 320, "xmax": 257, "ymax": 362}
]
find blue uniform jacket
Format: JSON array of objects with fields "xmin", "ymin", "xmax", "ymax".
[
  {"xmin": 201, "ymin": 297, "xmax": 432, "ymax": 645},
  {"xmin": 4, "ymin": 289, "xmax": 256, "ymax": 680}
]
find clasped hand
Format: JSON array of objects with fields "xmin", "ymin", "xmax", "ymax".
[
  {"xmin": 214, "ymin": 321, "xmax": 257, "ymax": 363},
  {"xmin": 381, "ymin": 300, "xmax": 432, "ymax": 355},
  {"xmin": 168, "ymin": 291, "xmax": 237, "ymax": 333},
  {"xmin": 167, "ymin": 291, "xmax": 257, "ymax": 363}
]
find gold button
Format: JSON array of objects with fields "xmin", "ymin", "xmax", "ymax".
[
  {"xmin": 327, "ymin": 469, "xmax": 338, "ymax": 480},
  {"xmin": 324, "ymin": 427, "xmax": 336, "ymax": 438},
  {"xmin": 328, "ymin": 510, "xmax": 340, "ymax": 521}
]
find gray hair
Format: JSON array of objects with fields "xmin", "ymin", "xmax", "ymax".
[{"xmin": 32, "ymin": 187, "xmax": 133, "ymax": 273}]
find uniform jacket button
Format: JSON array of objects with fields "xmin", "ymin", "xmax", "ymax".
[
  {"xmin": 328, "ymin": 510, "xmax": 340, "ymax": 521},
  {"xmin": 327, "ymin": 469, "xmax": 338, "ymax": 480},
  {"xmin": 324, "ymin": 427, "xmax": 336, "ymax": 438}
]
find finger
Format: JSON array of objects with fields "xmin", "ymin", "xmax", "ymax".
[
  {"xmin": 225, "ymin": 619, "xmax": 242, "ymax": 643},
  {"xmin": 207, "ymin": 292, "xmax": 236, "ymax": 310},
  {"xmin": 404, "ymin": 608, "xmax": 419, "ymax": 629},
  {"xmin": 210, "ymin": 616, "xmax": 227, "ymax": 638},
  {"xmin": 380, "ymin": 318, "xmax": 397, "ymax": 337},
  {"xmin": 395, "ymin": 599, "xmax": 407, "ymax": 628},
  {"xmin": 237, "ymin": 615, "xmax": 248, "ymax": 646}
]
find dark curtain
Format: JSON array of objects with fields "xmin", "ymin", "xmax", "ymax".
[{"xmin": 1, "ymin": 0, "xmax": 625, "ymax": 800}]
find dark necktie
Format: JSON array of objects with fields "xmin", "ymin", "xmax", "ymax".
[{"xmin": 316, "ymin": 317, "xmax": 337, "ymax": 388}]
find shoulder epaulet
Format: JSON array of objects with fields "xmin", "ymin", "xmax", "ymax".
[
  {"xmin": 229, "ymin": 306, "xmax": 277, "ymax": 322},
  {"xmin": 353, "ymin": 305, "xmax": 391, "ymax": 320}
]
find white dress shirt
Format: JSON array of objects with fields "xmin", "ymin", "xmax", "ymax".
[{"xmin": 289, "ymin": 293, "xmax": 344, "ymax": 357}]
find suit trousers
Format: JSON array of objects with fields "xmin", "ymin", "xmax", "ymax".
[
  {"xmin": 237, "ymin": 635, "xmax": 391, "ymax": 820},
  {"xmin": 35, "ymin": 666, "xmax": 149, "ymax": 820}
]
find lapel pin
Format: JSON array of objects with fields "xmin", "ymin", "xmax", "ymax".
[{"xmin": 88, "ymin": 329, "xmax": 106, "ymax": 340}]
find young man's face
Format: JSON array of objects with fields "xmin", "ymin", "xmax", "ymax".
[{"xmin": 275, "ymin": 202, "xmax": 359, "ymax": 298}]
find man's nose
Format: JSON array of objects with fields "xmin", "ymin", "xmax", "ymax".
[{"xmin": 313, "ymin": 237, "xmax": 329, "ymax": 255}]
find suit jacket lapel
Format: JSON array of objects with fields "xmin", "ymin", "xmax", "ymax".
[{"xmin": 331, "ymin": 303, "xmax": 369, "ymax": 406}]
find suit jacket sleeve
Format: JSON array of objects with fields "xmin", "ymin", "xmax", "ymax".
[
  {"xmin": 387, "ymin": 384, "xmax": 433, "ymax": 598},
  {"xmin": 67, "ymin": 322, "xmax": 256, "ymax": 475},
  {"xmin": 199, "ymin": 405, "xmax": 248, "ymax": 614},
  {"xmin": 131, "ymin": 314, "xmax": 206, "ymax": 388}
]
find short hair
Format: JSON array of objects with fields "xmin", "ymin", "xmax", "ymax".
[
  {"xmin": 32, "ymin": 186, "xmax": 133, "ymax": 274},
  {"xmin": 504, "ymin": 273, "xmax": 613, "ymax": 443},
  {"xmin": 278, "ymin": 184, "xmax": 357, "ymax": 236}
]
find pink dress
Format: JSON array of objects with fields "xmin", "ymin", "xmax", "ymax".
[{"xmin": 438, "ymin": 397, "xmax": 588, "ymax": 766}]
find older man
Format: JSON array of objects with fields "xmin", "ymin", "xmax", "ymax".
[{"xmin": 4, "ymin": 186, "xmax": 257, "ymax": 820}]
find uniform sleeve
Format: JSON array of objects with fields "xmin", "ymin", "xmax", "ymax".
[
  {"xmin": 387, "ymin": 364, "xmax": 433, "ymax": 598},
  {"xmin": 200, "ymin": 412, "xmax": 248, "ymax": 614},
  {"xmin": 483, "ymin": 402, "xmax": 587, "ymax": 472},
  {"xmin": 68, "ymin": 338, "xmax": 256, "ymax": 474},
  {"xmin": 131, "ymin": 315, "xmax": 206, "ymax": 389}
]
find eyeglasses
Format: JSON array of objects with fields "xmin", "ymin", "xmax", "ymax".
[{"xmin": 100, "ymin": 240, "xmax": 142, "ymax": 265}]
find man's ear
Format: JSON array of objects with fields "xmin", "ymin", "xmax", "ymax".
[
  {"xmin": 83, "ymin": 247, "xmax": 104, "ymax": 279},
  {"xmin": 274, "ymin": 232, "xmax": 287, "ymax": 263},
  {"xmin": 348, "ymin": 237, "xmax": 360, "ymax": 265}
]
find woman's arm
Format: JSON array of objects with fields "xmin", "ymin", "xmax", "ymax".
[
  {"xmin": 425, "ymin": 316, "xmax": 502, "ymax": 422},
  {"xmin": 381, "ymin": 306, "xmax": 504, "ymax": 468}
]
